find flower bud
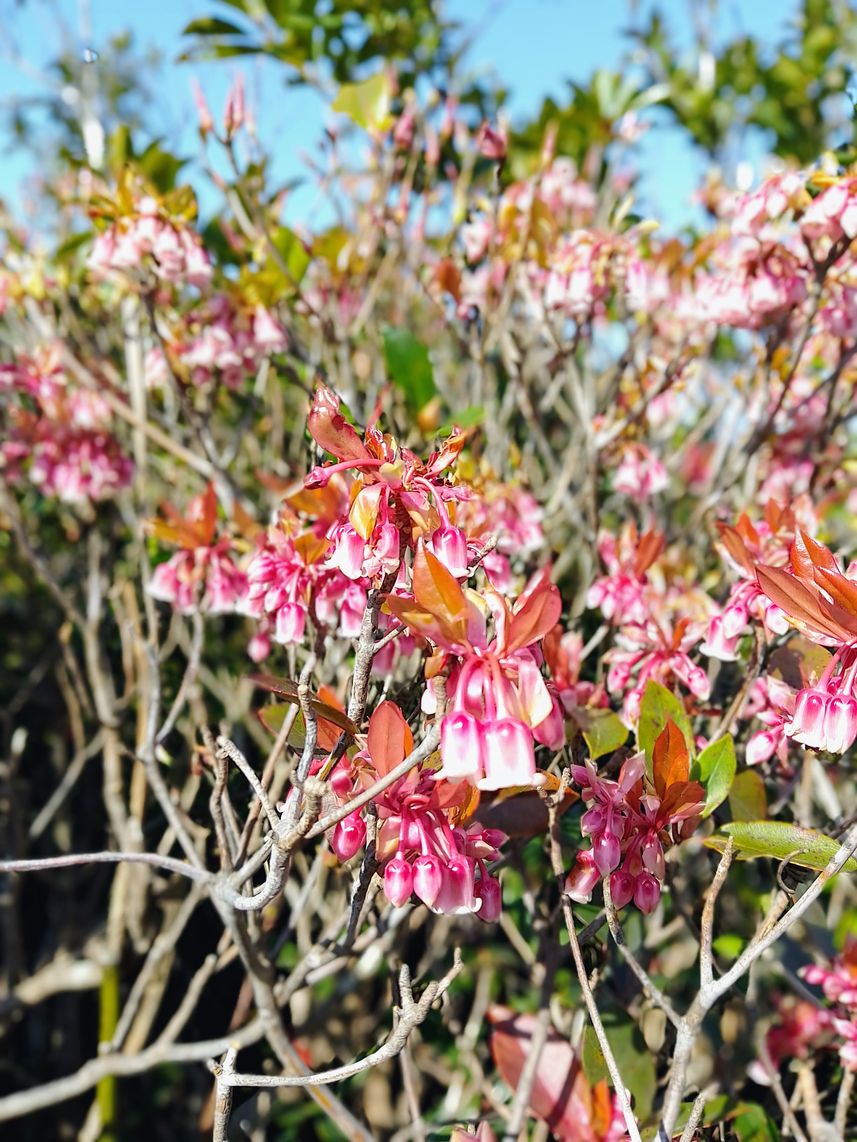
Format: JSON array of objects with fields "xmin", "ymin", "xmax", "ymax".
[
  {"xmin": 634, "ymin": 871, "xmax": 661, "ymax": 915},
  {"xmin": 746, "ymin": 728, "xmax": 778, "ymax": 766},
  {"xmin": 564, "ymin": 850, "xmax": 600, "ymax": 903},
  {"xmin": 609, "ymin": 869, "xmax": 635, "ymax": 910},
  {"xmin": 593, "ymin": 829, "xmax": 622, "ymax": 876},
  {"xmin": 479, "ymin": 718, "xmax": 536, "ymax": 791},
  {"xmin": 431, "ymin": 526, "xmax": 470, "ymax": 578},
  {"xmin": 383, "ymin": 855, "xmax": 413, "ymax": 908},
  {"xmin": 476, "ymin": 875, "xmax": 502, "ymax": 922},
  {"xmin": 786, "ymin": 687, "xmax": 829, "ymax": 748},
  {"xmin": 274, "ymin": 602, "xmax": 306, "ymax": 644},
  {"xmin": 329, "ymin": 763, "xmax": 354, "ymax": 799},
  {"xmin": 823, "ymin": 692, "xmax": 857, "ymax": 754},
  {"xmin": 476, "ymin": 122, "xmax": 507, "ymax": 162},
  {"xmin": 413, "ymin": 854, "xmax": 444, "ymax": 909},
  {"xmin": 329, "ymin": 524, "xmax": 366, "ymax": 580},
  {"xmin": 434, "ymin": 855, "xmax": 478, "ymax": 914},
  {"xmin": 532, "ymin": 695, "xmax": 566, "ymax": 750},
  {"xmin": 641, "ymin": 832, "xmax": 665, "ymax": 880},
  {"xmin": 330, "ymin": 812, "xmax": 366, "ymax": 862},
  {"xmin": 438, "ymin": 711, "xmax": 484, "ymax": 781}
]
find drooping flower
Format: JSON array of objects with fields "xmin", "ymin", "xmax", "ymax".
[
  {"xmin": 387, "ymin": 546, "xmax": 562, "ymax": 790},
  {"xmin": 147, "ymin": 485, "xmax": 246, "ymax": 615},
  {"xmin": 755, "ymin": 531, "xmax": 857, "ymax": 753},
  {"xmin": 569, "ymin": 720, "xmax": 704, "ymax": 914},
  {"xmin": 327, "ymin": 701, "xmax": 505, "ymax": 919}
]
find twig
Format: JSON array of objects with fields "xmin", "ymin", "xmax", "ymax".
[
  {"xmin": 216, "ymin": 736, "xmax": 280, "ymax": 833},
  {"xmin": 209, "ymin": 1047, "xmax": 236, "ymax": 1142},
  {"xmin": 677, "ymin": 1083, "xmax": 718, "ymax": 1142},
  {"xmin": 547, "ymin": 800, "xmax": 642, "ymax": 1141},
  {"xmin": 157, "ymin": 612, "xmax": 205, "ymax": 742},
  {"xmin": 0, "ymin": 850, "xmax": 213, "ymax": 883},
  {"xmin": 602, "ymin": 878, "xmax": 680, "ymax": 1027},
  {"xmin": 658, "ymin": 822, "xmax": 857, "ymax": 1139},
  {"xmin": 210, "ymin": 954, "xmax": 463, "ymax": 1090},
  {"xmin": 699, "ymin": 838, "xmax": 734, "ymax": 989},
  {"xmin": 834, "ymin": 1068, "xmax": 855, "ymax": 1138}
]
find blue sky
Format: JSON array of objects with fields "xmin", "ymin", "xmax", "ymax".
[{"xmin": 0, "ymin": 0, "xmax": 802, "ymax": 229}]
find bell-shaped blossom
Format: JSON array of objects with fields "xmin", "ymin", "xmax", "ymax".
[
  {"xmin": 147, "ymin": 485, "xmax": 246, "ymax": 615},
  {"xmin": 327, "ymin": 701, "xmax": 507, "ymax": 920},
  {"xmin": 570, "ymin": 722, "xmax": 703, "ymax": 914}
]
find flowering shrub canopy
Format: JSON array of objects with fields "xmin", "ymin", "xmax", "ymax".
[{"xmin": 5, "ymin": 4, "xmax": 857, "ymax": 1139}]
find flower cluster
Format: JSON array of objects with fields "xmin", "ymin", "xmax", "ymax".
[
  {"xmin": 757, "ymin": 942, "xmax": 857, "ymax": 1079},
  {"xmin": 88, "ymin": 187, "xmax": 212, "ymax": 289},
  {"xmin": 0, "ymin": 346, "xmax": 132, "ymax": 504},
  {"xmin": 328, "ymin": 701, "xmax": 504, "ymax": 918},
  {"xmin": 701, "ymin": 501, "xmax": 807, "ymax": 661},
  {"xmin": 755, "ymin": 532, "xmax": 857, "ymax": 754},
  {"xmin": 152, "ymin": 292, "xmax": 288, "ymax": 390},
  {"xmin": 147, "ymin": 485, "xmax": 246, "ymax": 614},
  {"xmin": 388, "ymin": 549, "xmax": 563, "ymax": 791},
  {"xmin": 567, "ymin": 722, "xmax": 704, "ymax": 914}
]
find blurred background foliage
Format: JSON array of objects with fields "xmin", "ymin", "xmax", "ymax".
[{"xmin": 2, "ymin": 2, "xmax": 857, "ymax": 1139}]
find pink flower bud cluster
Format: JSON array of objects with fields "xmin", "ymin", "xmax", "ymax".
[
  {"xmin": 455, "ymin": 480, "xmax": 544, "ymax": 592},
  {"xmin": 0, "ymin": 349, "xmax": 133, "ymax": 504},
  {"xmin": 567, "ymin": 752, "xmax": 702, "ymax": 915},
  {"xmin": 328, "ymin": 749, "xmax": 505, "ymax": 920},
  {"xmin": 240, "ymin": 526, "xmax": 366, "ymax": 645},
  {"xmin": 88, "ymin": 196, "xmax": 212, "ymax": 289},
  {"xmin": 540, "ymin": 231, "xmax": 616, "ymax": 318},
  {"xmin": 433, "ymin": 646, "xmax": 563, "ymax": 790},
  {"xmin": 544, "ymin": 628, "xmax": 608, "ymax": 714},
  {"xmin": 701, "ymin": 578, "xmax": 789, "ymax": 661},
  {"xmin": 800, "ymin": 177, "xmax": 857, "ymax": 245},
  {"xmin": 150, "ymin": 541, "xmax": 247, "ymax": 616},
  {"xmin": 730, "ymin": 172, "xmax": 807, "ymax": 238},
  {"xmin": 604, "ymin": 620, "xmax": 710, "ymax": 724},
  {"xmin": 586, "ymin": 527, "xmax": 653, "ymax": 626},
  {"xmin": 783, "ymin": 657, "xmax": 857, "ymax": 755},
  {"xmin": 702, "ymin": 500, "xmax": 814, "ymax": 662},
  {"xmin": 748, "ymin": 996, "xmax": 832, "ymax": 1086},
  {"xmin": 694, "ymin": 239, "xmax": 807, "ymax": 330},
  {"xmin": 740, "ymin": 676, "xmax": 795, "ymax": 769},
  {"xmin": 165, "ymin": 294, "xmax": 288, "ymax": 390},
  {"xmin": 612, "ymin": 443, "xmax": 668, "ymax": 503},
  {"xmin": 784, "ymin": 941, "xmax": 857, "ymax": 1073}
]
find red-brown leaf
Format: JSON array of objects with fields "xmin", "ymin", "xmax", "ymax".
[
  {"xmin": 633, "ymin": 527, "xmax": 665, "ymax": 577},
  {"xmin": 307, "ymin": 384, "xmax": 371, "ymax": 463},
  {"xmin": 505, "ymin": 569, "xmax": 562, "ymax": 655},
  {"xmin": 412, "ymin": 543, "xmax": 469, "ymax": 639},
  {"xmin": 488, "ymin": 1006, "xmax": 609, "ymax": 1142},
  {"xmin": 367, "ymin": 701, "xmax": 413, "ymax": 776},
  {"xmin": 652, "ymin": 718, "xmax": 689, "ymax": 798},
  {"xmin": 791, "ymin": 530, "xmax": 840, "ymax": 578},
  {"xmin": 756, "ymin": 565, "xmax": 853, "ymax": 641}
]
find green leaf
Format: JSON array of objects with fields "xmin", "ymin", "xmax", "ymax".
[
  {"xmin": 182, "ymin": 17, "xmax": 247, "ymax": 37},
  {"xmin": 382, "ymin": 328, "xmax": 436, "ymax": 411},
  {"xmin": 732, "ymin": 1103, "xmax": 780, "ymax": 1142},
  {"xmin": 580, "ymin": 1025, "xmax": 609, "ymax": 1086},
  {"xmin": 269, "ymin": 226, "xmax": 311, "ymax": 286},
  {"xmin": 693, "ymin": 734, "xmax": 736, "ymax": 818},
  {"xmin": 574, "ymin": 708, "xmax": 629, "ymax": 761},
  {"xmin": 438, "ymin": 405, "xmax": 484, "ymax": 433},
  {"xmin": 712, "ymin": 933, "xmax": 744, "ymax": 960},
  {"xmin": 604, "ymin": 1017, "xmax": 656, "ymax": 1123},
  {"xmin": 706, "ymin": 821, "xmax": 857, "ymax": 873},
  {"xmin": 637, "ymin": 680, "xmax": 693, "ymax": 777},
  {"xmin": 729, "ymin": 769, "xmax": 768, "ymax": 821},
  {"xmin": 331, "ymin": 72, "xmax": 393, "ymax": 132}
]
